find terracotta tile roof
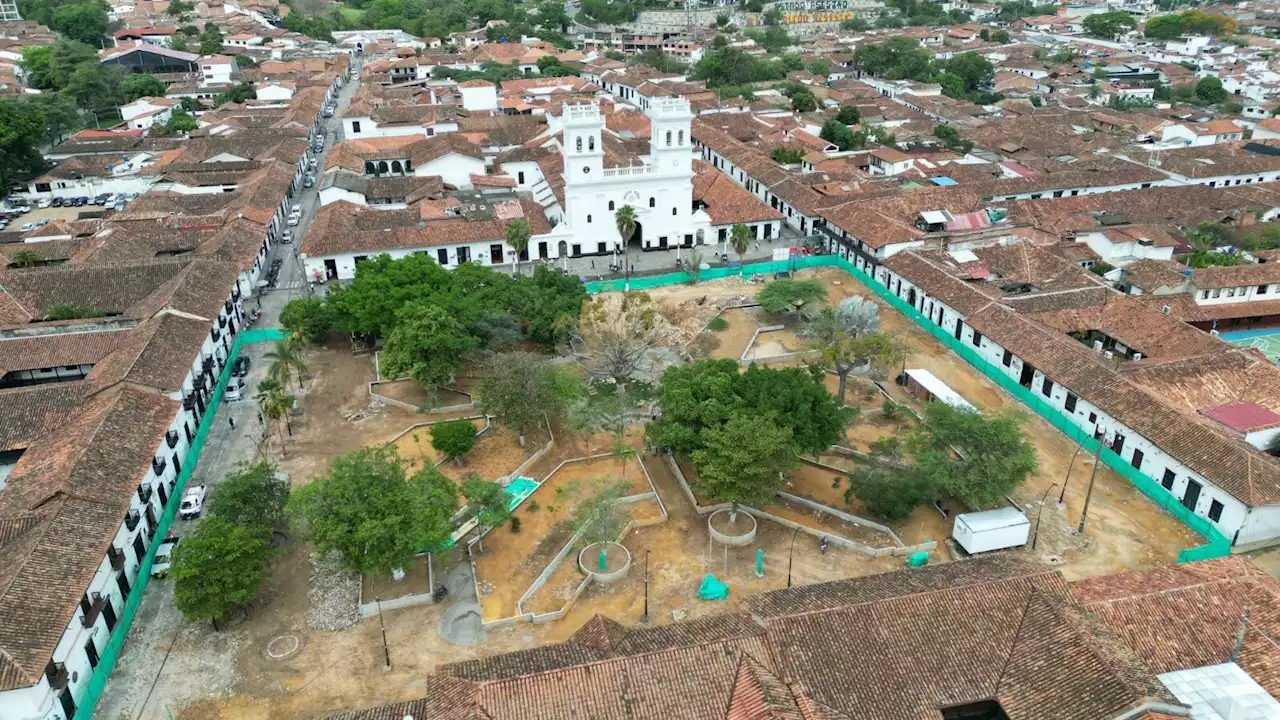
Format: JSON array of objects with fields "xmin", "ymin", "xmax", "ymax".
[
  {"xmin": 301, "ymin": 196, "xmax": 551, "ymax": 258},
  {"xmin": 86, "ymin": 314, "xmax": 210, "ymax": 395},
  {"xmin": 442, "ymin": 613, "xmax": 764, "ymax": 681},
  {"xmin": 0, "ymin": 327, "xmax": 130, "ymax": 375},
  {"xmin": 765, "ymin": 569, "xmax": 1170, "ymax": 719},
  {"xmin": 344, "ymin": 559, "xmax": 1184, "ymax": 720},
  {"xmin": 0, "ymin": 384, "xmax": 84, "ymax": 452},
  {"xmin": 1071, "ymin": 557, "xmax": 1280, "ymax": 697},
  {"xmin": 0, "ymin": 386, "xmax": 177, "ymax": 690},
  {"xmin": 692, "ymin": 162, "xmax": 784, "ymax": 226},
  {"xmin": 1120, "ymin": 259, "xmax": 1189, "ymax": 293}
]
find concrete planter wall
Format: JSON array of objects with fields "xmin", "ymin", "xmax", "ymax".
[
  {"xmin": 578, "ymin": 542, "xmax": 632, "ymax": 584},
  {"xmin": 708, "ymin": 509, "xmax": 757, "ymax": 546}
]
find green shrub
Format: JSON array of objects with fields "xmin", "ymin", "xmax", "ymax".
[{"xmin": 707, "ymin": 316, "xmax": 729, "ymax": 332}]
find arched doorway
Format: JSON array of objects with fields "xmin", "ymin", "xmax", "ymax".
[
  {"xmin": 630, "ymin": 221, "xmax": 643, "ymax": 250},
  {"xmin": 557, "ymin": 240, "xmax": 568, "ymax": 257}
]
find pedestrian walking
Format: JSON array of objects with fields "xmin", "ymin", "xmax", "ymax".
[
  {"xmin": 257, "ymin": 411, "xmax": 264, "ymax": 425},
  {"xmin": 591, "ymin": 259, "xmax": 596, "ymax": 269},
  {"xmin": 228, "ymin": 415, "xmax": 235, "ymax": 430}
]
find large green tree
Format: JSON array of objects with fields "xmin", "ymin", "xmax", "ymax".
[
  {"xmin": 1083, "ymin": 11, "xmax": 1136, "ymax": 39},
  {"xmin": 51, "ymin": 1, "xmax": 109, "ymax": 47},
  {"xmin": 288, "ymin": 446, "xmax": 458, "ymax": 574},
  {"xmin": 211, "ymin": 461, "xmax": 290, "ymax": 533},
  {"xmin": 648, "ymin": 360, "xmax": 847, "ymax": 459},
  {"xmin": 172, "ymin": 516, "xmax": 271, "ymax": 628},
  {"xmin": 1195, "ymin": 76, "xmax": 1228, "ymax": 104},
  {"xmin": 66, "ymin": 64, "xmax": 125, "ymax": 115},
  {"xmin": 200, "ymin": 23, "xmax": 225, "ymax": 54},
  {"xmin": 21, "ymin": 40, "xmax": 96, "ymax": 91},
  {"xmin": 906, "ymin": 402, "xmax": 1037, "ymax": 508},
  {"xmin": 756, "ymin": 278, "xmax": 827, "ymax": 313},
  {"xmin": 280, "ymin": 297, "xmax": 335, "ymax": 343},
  {"xmin": 380, "ymin": 301, "xmax": 478, "ymax": 388},
  {"xmin": 0, "ymin": 99, "xmax": 47, "ymax": 190},
  {"xmin": 121, "ymin": 73, "xmax": 167, "ymax": 102},
  {"xmin": 692, "ymin": 411, "xmax": 795, "ymax": 514},
  {"xmin": 475, "ymin": 351, "xmax": 581, "ymax": 443}
]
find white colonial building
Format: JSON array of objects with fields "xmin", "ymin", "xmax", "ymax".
[{"xmin": 538, "ymin": 98, "xmax": 713, "ymax": 259}]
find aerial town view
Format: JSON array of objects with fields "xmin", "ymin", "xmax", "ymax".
[{"xmin": 6, "ymin": 0, "xmax": 1280, "ymax": 716}]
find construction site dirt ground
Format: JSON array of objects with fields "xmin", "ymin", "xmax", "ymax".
[
  {"xmin": 640, "ymin": 270, "xmax": 1201, "ymax": 578},
  {"xmin": 108, "ymin": 270, "xmax": 1205, "ymax": 719}
]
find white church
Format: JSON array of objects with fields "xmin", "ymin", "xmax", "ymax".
[
  {"xmin": 299, "ymin": 97, "xmax": 774, "ymax": 281},
  {"xmin": 535, "ymin": 98, "xmax": 714, "ymax": 260}
]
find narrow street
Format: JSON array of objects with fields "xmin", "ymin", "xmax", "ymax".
[{"xmin": 94, "ymin": 69, "xmax": 362, "ymax": 720}]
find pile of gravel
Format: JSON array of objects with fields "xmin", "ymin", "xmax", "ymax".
[{"xmin": 308, "ymin": 550, "xmax": 359, "ymax": 631}]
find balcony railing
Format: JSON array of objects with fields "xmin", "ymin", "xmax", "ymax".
[
  {"xmin": 80, "ymin": 593, "xmax": 104, "ymax": 629},
  {"xmin": 124, "ymin": 510, "xmax": 140, "ymax": 532},
  {"xmin": 44, "ymin": 662, "xmax": 68, "ymax": 691}
]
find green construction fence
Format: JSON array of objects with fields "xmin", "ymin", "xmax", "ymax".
[
  {"xmin": 588, "ymin": 255, "xmax": 1229, "ymax": 563},
  {"xmin": 73, "ymin": 327, "xmax": 287, "ymax": 720}
]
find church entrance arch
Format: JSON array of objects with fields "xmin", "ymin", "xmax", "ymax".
[
  {"xmin": 557, "ymin": 240, "xmax": 568, "ymax": 258},
  {"xmin": 630, "ymin": 221, "xmax": 643, "ymax": 250}
]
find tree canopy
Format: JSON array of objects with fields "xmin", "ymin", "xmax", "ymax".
[
  {"xmin": 430, "ymin": 418, "xmax": 478, "ymax": 463},
  {"xmin": 1083, "ymin": 11, "xmax": 1137, "ymax": 39},
  {"xmin": 380, "ymin": 301, "xmax": 478, "ymax": 388},
  {"xmin": 289, "ymin": 446, "xmax": 459, "ymax": 574},
  {"xmin": 648, "ymin": 360, "xmax": 848, "ymax": 459},
  {"xmin": 907, "ymin": 402, "xmax": 1037, "ymax": 507},
  {"xmin": 172, "ymin": 516, "xmax": 271, "ymax": 625},
  {"xmin": 210, "ymin": 461, "xmax": 289, "ymax": 533},
  {"xmin": 325, "ymin": 253, "xmax": 585, "ymax": 348},
  {"xmin": 121, "ymin": 74, "xmax": 167, "ymax": 102},
  {"xmin": 476, "ymin": 351, "xmax": 582, "ymax": 440},
  {"xmin": 0, "ymin": 99, "xmax": 48, "ymax": 190},
  {"xmin": 756, "ymin": 278, "xmax": 827, "ymax": 313}
]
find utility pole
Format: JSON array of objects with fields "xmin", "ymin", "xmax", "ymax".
[
  {"xmin": 640, "ymin": 549, "xmax": 650, "ymax": 624},
  {"xmin": 786, "ymin": 526, "xmax": 800, "ymax": 588},
  {"xmin": 1077, "ymin": 428, "xmax": 1107, "ymax": 535},
  {"xmin": 375, "ymin": 597, "xmax": 390, "ymax": 670},
  {"xmin": 1059, "ymin": 441, "xmax": 1084, "ymax": 505}
]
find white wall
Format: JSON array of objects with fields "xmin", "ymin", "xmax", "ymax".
[{"xmin": 876, "ymin": 262, "xmax": 1263, "ymax": 546}]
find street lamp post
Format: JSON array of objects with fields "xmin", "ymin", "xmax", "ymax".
[
  {"xmin": 1031, "ymin": 482, "xmax": 1058, "ymax": 550},
  {"xmin": 786, "ymin": 527, "xmax": 800, "ymax": 588},
  {"xmin": 640, "ymin": 549, "xmax": 650, "ymax": 624}
]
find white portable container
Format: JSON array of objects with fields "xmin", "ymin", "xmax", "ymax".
[{"xmin": 952, "ymin": 507, "xmax": 1030, "ymax": 554}]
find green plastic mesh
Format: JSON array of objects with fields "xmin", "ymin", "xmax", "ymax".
[{"xmin": 74, "ymin": 328, "xmax": 287, "ymax": 720}]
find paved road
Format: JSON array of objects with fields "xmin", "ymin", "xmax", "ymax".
[
  {"xmin": 255, "ymin": 71, "xmax": 360, "ymax": 319},
  {"xmin": 95, "ymin": 71, "xmax": 362, "ymax": 720}
]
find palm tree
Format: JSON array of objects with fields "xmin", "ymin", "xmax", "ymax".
[
  {"xmin": 505, "ymin": 219, "xmax": 531, "ymax": 274},
  {"xmin": 615, "ymin": 205, "xmax": 637, "ymax": 290},
  {"xmin": 255, "ymin": 378, "xmax": 295, "ymax": 455},
  {"xmin": 730, "ymin": 223, "xmax": 753, "ymax": 271},
  {"xmin": 264, "ymin": 338, "xmax": 309, "ymax": 390}
]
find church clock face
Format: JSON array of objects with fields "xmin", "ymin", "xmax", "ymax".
[{"xmin": 582, "ymin": 166, "xmax": 590, "ymax": 174}]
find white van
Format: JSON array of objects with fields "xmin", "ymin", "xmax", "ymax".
[{"xmin": 225, "ymin": 377, "xmax": 246, "ymax": 401}]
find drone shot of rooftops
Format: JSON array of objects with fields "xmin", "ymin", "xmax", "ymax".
[{"xmin": 5, "ymin": 0, "xmax": 1280, "ymax": 717}]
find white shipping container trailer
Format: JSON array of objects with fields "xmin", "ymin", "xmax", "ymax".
[{"xmin": 952, "ymin": 507, "xmax": 1030, "ymax": 554}]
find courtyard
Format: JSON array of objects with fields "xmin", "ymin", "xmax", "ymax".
[{"xmin": 97, "ymin": 265, "xmax": 1206, "ymax": 720}]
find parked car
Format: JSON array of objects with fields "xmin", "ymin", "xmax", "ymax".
[
  {"xmin": 19, "ymin": 223, "xmax": 34, "ymax": 232},
  {"xmin": 290, "ymin": 203, "xmax": 302, "ymax": 214},
  {"xmin": 303, "ymin": 175, "xmax": 315, "ymax": 189},
  {"xmin": 35, "ymin": 218, "xmax": 49, "ymax": 227},
  {"xmin": 150, "ymin": 534, "xmax": 181, "ymax": 578},
  {"xmin": 179, "ymin": 485, "xmax": 207, "ymax": 520},
  {"xmin": 50, "ymin": 197, "xmax": 64, "ymax": 207},
  {"xmin": 232, "ymin": 355, "xmax": 251, "ymax": 377},
  {"xmin": 281, "ymin": 229, "xmax": 294, "ymax": 244},
  {"xmin": 36, "ymin": 198, "xmax": 50, "ymax": 209},
  {"xmin": 287, "ymin": 215, "xmax": 300, "ymax": 227},
  {"xmin": 225, "ymin": 376, "xmax": 246, "ymax": 401}
]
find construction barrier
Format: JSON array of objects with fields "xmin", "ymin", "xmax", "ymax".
[
  {"xmin": 73, "ymin": 328, "xmax": 287, "ymax": 720},
  {"xmin": 587, "ymin": 255, "xmax": 1229, "ymax": 563}
]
